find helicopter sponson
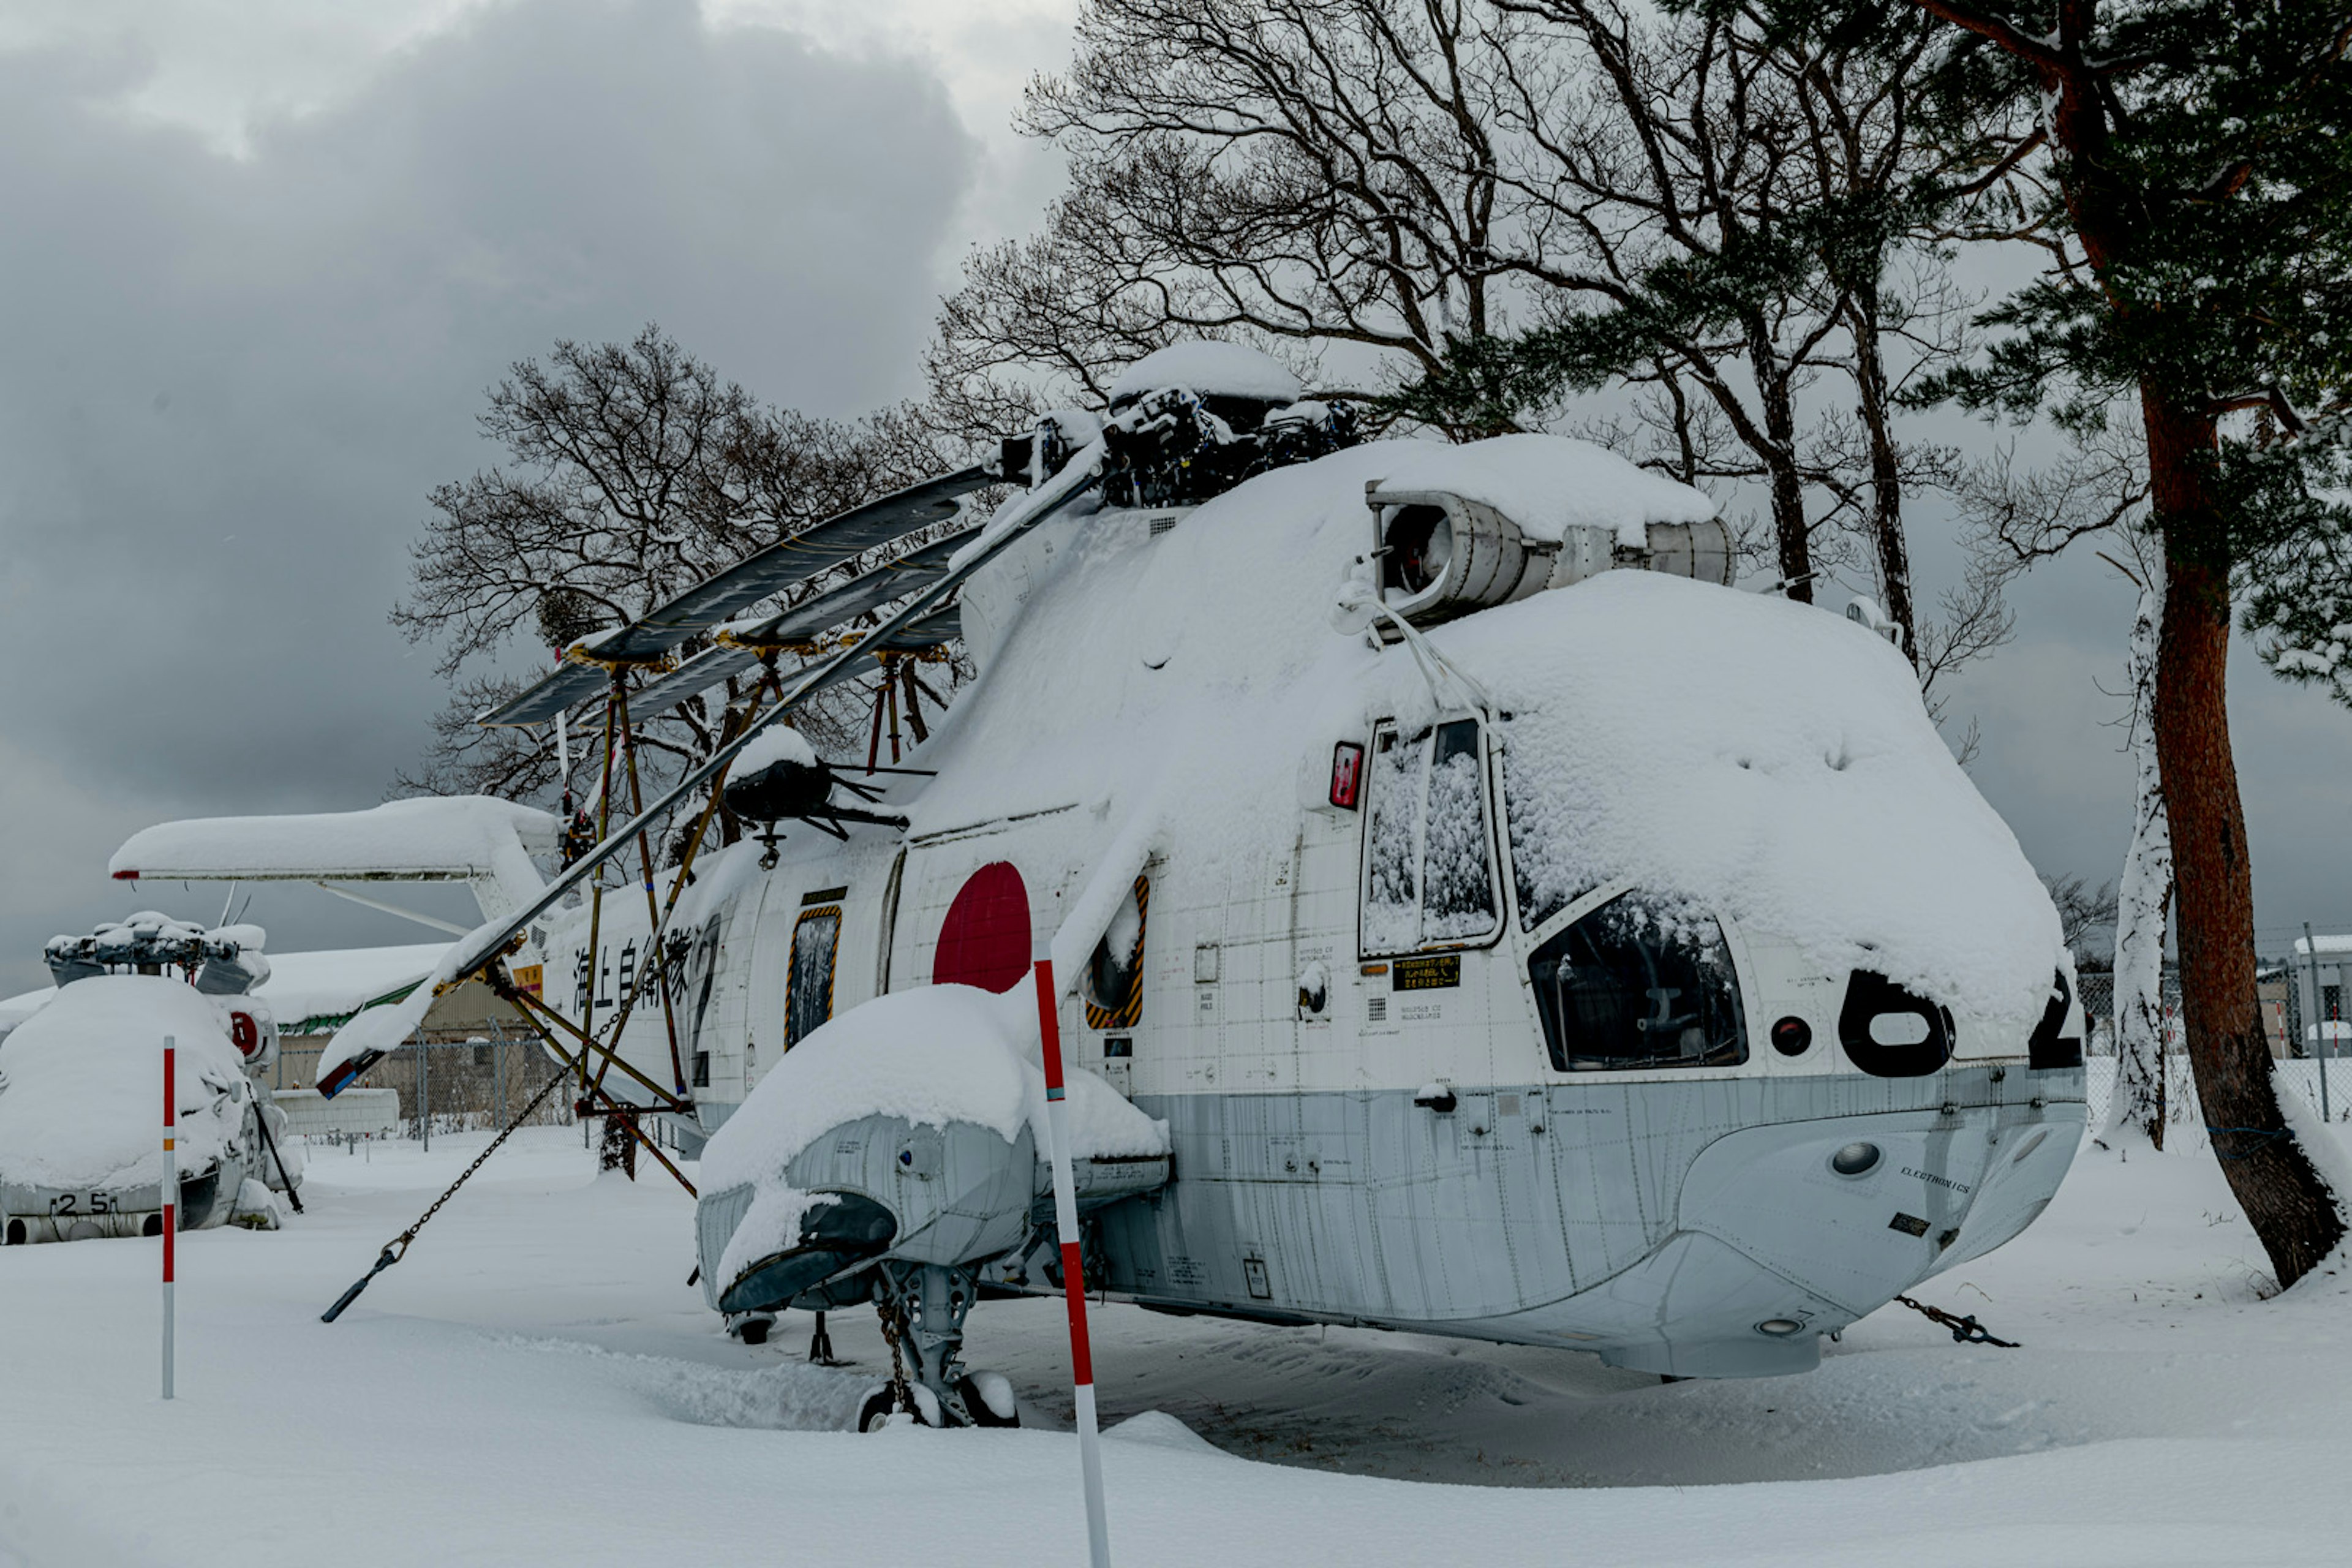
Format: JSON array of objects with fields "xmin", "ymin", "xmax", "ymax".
[
  {"xmin": 666, "ymin": 418, "xmax": 2084, "ymax": 1412},
  {"xmin": 0, "ymin": 914, "xmax": 299, "ymax": 1244}
]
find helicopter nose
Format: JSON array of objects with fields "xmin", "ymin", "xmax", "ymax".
[{"xmin": 1586, "ymin": 1094, "xmax": 2083, "ymax": 1378}]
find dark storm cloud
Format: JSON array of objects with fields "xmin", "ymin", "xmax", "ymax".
[{"xmin": 0, "ymin": 0, "xmax": 975, "ymax": 989}]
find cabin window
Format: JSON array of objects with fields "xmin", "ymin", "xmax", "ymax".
[
  {"xmin": 785, "ymin": 907, "xmax": 842, "ymax": 1049},
  {"xmin": 1084, "ymin": 876, "xmax": 1150, "ymax": 1029},
  {"xmin": 1360, "ymin": 718, "xmax": 1502, "ymax": 955},
  {"xmin": 1528, "ymin": 892, "xmax": 1748, "ymax": 1072}
]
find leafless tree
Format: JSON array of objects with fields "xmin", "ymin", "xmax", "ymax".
[
  {"xmin": 394, "ymin": 326, "xmax": 967, "ymax": 822},
  {"xmin": 938, "ymin": 0, "xmax": 2024, "ymax": 701}
]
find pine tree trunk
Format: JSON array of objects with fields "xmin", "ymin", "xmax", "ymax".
[
  {"xmin": 2108, "ymin": 579, "xmax": 2171, "ymax": 1147},
  {"xmin": 1849, "ymin": 288, "xmax": 1918, "ymax": 665},
  {"xmin": 1749, "ymin": 324, "xmax": 1813, "ymax": 601},
  {"xmin": 2146, "ymin": 394, "xmax": 2346, "ymax": 1284}
]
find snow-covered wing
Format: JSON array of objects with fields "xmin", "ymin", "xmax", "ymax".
[{"xmin": 110, "ymin": 797, "xmax": 556, "ymax": 924}]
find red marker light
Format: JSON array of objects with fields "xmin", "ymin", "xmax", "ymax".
[
  {"xmin": 113, "ymin": 870, "xmax": 139, "ymax": 881},
  {"xmin": 1329, "ymin": 742, "xmax": 1365, "ymax": 810}
]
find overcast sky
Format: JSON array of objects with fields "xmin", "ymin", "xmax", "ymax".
[{"xmin": 2, "ymin": 0, "xmax": 2348, "ymax": 996}]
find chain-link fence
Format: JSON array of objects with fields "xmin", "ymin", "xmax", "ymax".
[{"xmin": 2075, "ymin": 970, "xmax": 2349, "ymax": 1132}]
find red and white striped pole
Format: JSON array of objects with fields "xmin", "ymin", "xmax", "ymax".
[
  {"xmin": 1031, "ymin": 951, "xmax": 1110, "ymax": 1568},
  {"xmin": 162, "ymin": 1037, "xmax": 176, "ymax": 1401}
]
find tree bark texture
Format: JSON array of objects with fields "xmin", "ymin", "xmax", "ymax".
[
  {"xmin": 1750, "ymin": 320, "xmax": 1814, "ymax": 600},
  {"xmin": 1849, "ymin": 287, "xmax": 1917, "ymax": 662},
  {"xmin": 2146, "ymin": 392, "xmax": 2346, "ymax": 1283},
  {"xmin": 2108, "ymin": 579, "xmax": 2171, "ymax": 1148}
]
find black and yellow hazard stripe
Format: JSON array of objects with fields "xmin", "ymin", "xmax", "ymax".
[{"xmin": 1084, "ymin": 876, "xmax": 1150, "ymax": 1031}]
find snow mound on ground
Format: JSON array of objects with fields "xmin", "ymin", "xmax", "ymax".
[
  {"xmin": 0, "ymin": 976, "xmax": 247, "ymax": 1189},
  {"xmin": 1110, "ymin": 341, "xmax": 1303, "ymax": 405},
  {"xmin": 1104, "ymin": 1410, "xmax": 1232, "ymax": 1455},
  {"xmin": 701, "ymin": 984, "xmax": 1169, "ymax": 1285}
]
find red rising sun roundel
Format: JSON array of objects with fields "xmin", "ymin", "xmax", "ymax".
[{"xmin": 932, "ymin": 861, "xmax": 1031, "ymax": 993}]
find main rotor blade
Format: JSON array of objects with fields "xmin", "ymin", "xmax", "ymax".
[
  {"xmin": 425, "ymin": 444, "xmax": 1102, "ymax": 1009},
  {"xmin": 477, "ymin": 663, "xmax": 608, "ymax": 729},
  {"xmin": 734, "ymin": 526, "xmax": 978, "ymax": 646},
  {"xmin": 624, "ymin": 643, "xmax": 764, "ymax": 720},
  {"xmin": 474, "ymin": 470, "xmax": 990, "ymax": 729},
  {"xmin": 590, "ymin": 464, "xmax": 992, "ymax": 666}
]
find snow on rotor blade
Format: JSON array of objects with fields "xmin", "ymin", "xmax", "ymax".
[
  {"xmin": 624, "ymin": 642, "xmax": 765, "ymax": 720},
  {"xmin": 584, "ymin": 464, "xmax": 993, "ymax": 667},
  {"xmin": 383, "ymin": 439, "xmax": 1105, "ymax": 1052},
  {"xmin": 476, "ymin": 661, "xmax": 608, "ymax": 729},
  {"xmin": 730, "ymin": 526, "xmax": 978, "ymax": 647},
  {"xmin": 620, "ymin": 529, "xmax": 978, "ymax": 721}
]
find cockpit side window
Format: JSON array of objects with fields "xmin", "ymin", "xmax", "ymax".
[
  {"xmin": 1528, "ymin": 892, "xmax": 1748, "ymax": 1072},
  {"xmin": 1360, "ymin": 718, "xmax": 1502, "ymax": 956},
  {"xmin": 1362, "ymin": 727, "xmax": 1427, "ymax": 952}
]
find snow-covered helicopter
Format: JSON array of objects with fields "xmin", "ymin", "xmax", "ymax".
[
  {"xmin": 112, "ymin": 342, "xmax": 2086, "ymax": 1422},
  {"xmin": 0, "ymin": 913, "xmax": 304, "ymax": 1244}
]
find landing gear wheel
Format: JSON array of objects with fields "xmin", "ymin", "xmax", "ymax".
[
  {"xmin": 858, "ymin": 1385, "xmax": 933, "ymax": 1433},
  {"xmin": 727, "ymin": 1310, "xmax": 777, "ymax": 1345},
  {"xmin": 957, "ymin": 1371, "xmax": 1019, "ymax": 1428}
]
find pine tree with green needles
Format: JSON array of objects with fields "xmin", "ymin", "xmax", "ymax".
[{"xmin": 1739, "ymin": 0, "xmax": 2352, "ymax": 1284}]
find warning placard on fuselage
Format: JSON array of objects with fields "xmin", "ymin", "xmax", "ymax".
[{"xmin": 1391, "ymin": 954, "xmax": 1461, "ymax": 991}]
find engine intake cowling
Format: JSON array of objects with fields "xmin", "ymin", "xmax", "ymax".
[{"xmin": 1366, "ymin": 483, "xmax": 1735, "ymax": 630}]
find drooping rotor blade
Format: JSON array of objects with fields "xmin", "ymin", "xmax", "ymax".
[
  {"xmin": 790, "ymin": 606, "xmax": 963, "ymax": 701},
  {"xmin": 477, "ymin": 662, "xmax": 610, "ymax": 729},
  {"xmin": 587, "ymin": 464, "xmax": 992, "ymax": 667},
  {"xmin": 734, "ymin": 526, "xmax": 978, "ymax": 646},
  {"xmin": 616, "ymin": 530, "xmax": 978, "ymax": 721},
  {"xmin": 624, "ymin": 643, "xmax": 765, "ymax": 720},
  {"xmin": 314, "ymin": 441, "xmax": 1104, "ymax": 1099},
  {"xmin": 475, "ymin": 470, "xmax": 990, "ymax": 728}
]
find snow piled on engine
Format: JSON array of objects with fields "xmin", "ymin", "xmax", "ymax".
[
  {"xmin": 1110, "ymin": 341, "xmax": 1303, "ymax": 405},
  {"xmin": 0, "ymin": 976, "xmax": 248, "ymax": 1189},
  {"xmin": 1358, "ymin": 432, "xmax": 1717, "ymax": 546},
  {"xmin": 922, "ymin": 434, "xmax": 2059, "ymax": 1041},
  {"xmin": 701, "ymin": 984, "xmax": 1167, "ymax": 1286}
]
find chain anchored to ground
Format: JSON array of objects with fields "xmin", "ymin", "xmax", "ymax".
[{"xmin": 1894, "ymin": 1294, "xmax": 2020, "ymax": 1348}]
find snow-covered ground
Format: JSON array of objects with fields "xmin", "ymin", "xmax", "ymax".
[{"xmin": 3, "ymin": 1114, "xmax": 2350, "ymax": 1566}]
